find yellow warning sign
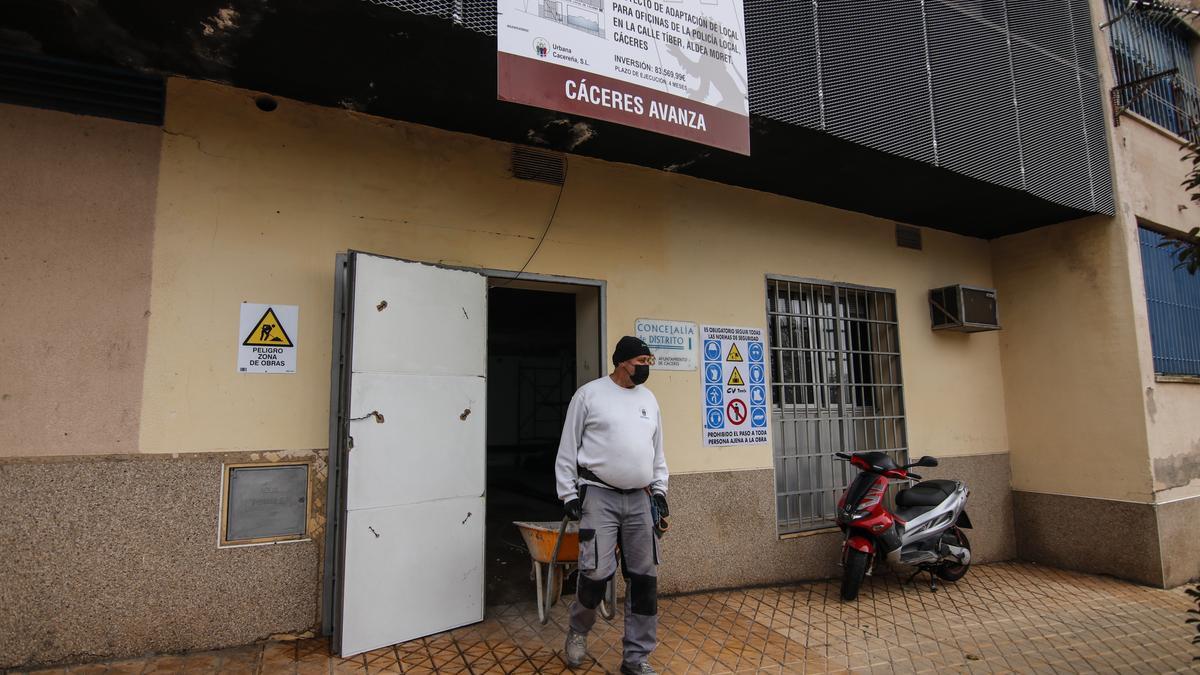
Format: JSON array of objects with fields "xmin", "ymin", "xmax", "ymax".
[
  {"xmin": 727, "ymin": 367, "xmax": 745, "ymax": 386},
  {"xmin": 243, "ymin": 307, "xmax": 294, "ymax": 347},
  {"xmin": 726, "ymin": 343, "xmax": 744, "ymax": 362}
]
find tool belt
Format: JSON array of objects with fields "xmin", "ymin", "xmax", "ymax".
[
  {"xmin": 578, "ymin": 466, "xmax": 670, "ymax": 537},
  {"xmin": 578, "ymin": 465, "xmax": 643, "ymax": 494}
]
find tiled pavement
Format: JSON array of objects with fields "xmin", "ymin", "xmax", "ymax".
[{"xmin": 9, "ymin": 563, "xmax": 1197, "ymax": 674}]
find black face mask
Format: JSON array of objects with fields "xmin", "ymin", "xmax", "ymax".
[{"xmin": 630, "ymin": 364, "xmax": 650, "ymax": 385}]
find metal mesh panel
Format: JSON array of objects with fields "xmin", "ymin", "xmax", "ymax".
[
  {"xmin": 767, "ymin": 279, "xmax": 908, "ymax": 534},
  {"xmin": 926, "ymin": 0, "xmax": 1024, "ymax": 189},
  {"xmin": 745, "ymin": 0, "xmax": 820, "ymax": 127},
  {"xmin": 1008, "ymin": 0, "xmax": 1097, "ymax": 211},
  {"xmin": 817, "ymin": 0, "xmax": 936, "ymax": 163},
  {"xmin": 362, "ymin": 0, "xmax": 455, "ymax": 19},
  {"xmin": 462, "ymin": 0, "xmax": 498, "ymax": 35},
  {"xmin": 1084, "ymin": 72, "xmax": 1117, "ymax": 213}
]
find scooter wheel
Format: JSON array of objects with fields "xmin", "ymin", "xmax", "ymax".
[
  {"xmin": 935, "ymin": 528, "xmax": 971, "ymax": 582},
  {"xmin": 841, "ymin": 549, "xmax": 869, "ymax": 601}
]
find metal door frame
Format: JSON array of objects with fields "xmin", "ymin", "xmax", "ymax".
[{"xmin": 323, "ymin": 254, "xmax": 606, "ymax": 640}]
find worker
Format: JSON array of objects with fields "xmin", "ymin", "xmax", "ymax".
[{"xmin": 555, "ymin": 336, "xmax": 669, "ymax": 675}]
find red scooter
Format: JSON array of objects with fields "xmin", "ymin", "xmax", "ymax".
[{"xmin": 834, "ymin": 451, "xmax": 973, "ymax": 601}]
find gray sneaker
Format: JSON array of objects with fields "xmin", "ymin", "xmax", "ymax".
[
  {"xmin": 619, "ymin": 663, "xmax": 657, "ymax": 675},
  {"xmin": 563, "ymin": 629, "xmax": 588, "ymax": 667}
]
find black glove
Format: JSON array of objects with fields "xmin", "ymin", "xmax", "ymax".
[
  {"xmin": 652, "ymin": 492, "xmax": 669, "ymax": 518},
  {"xmin": 564, "ymin": 498, "xmax": 582, "ymax": 521}
]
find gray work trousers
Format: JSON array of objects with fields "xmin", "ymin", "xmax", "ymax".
[{"xmin": 569, "ymin": 485, "xmax": 660, "ymax": 669}]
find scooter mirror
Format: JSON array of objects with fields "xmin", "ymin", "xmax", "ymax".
[{"xmin": 918, "ymin": 455, "xmax": 939, "ymax": 467}]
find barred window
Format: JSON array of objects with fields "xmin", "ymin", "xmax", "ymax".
[
  {"xmin": 767, "ymin": 278, "xmax": 909, "ymax": 534},
  {"xmin": 1105, "ymin": 0, "xmax": 1200, "ymax": 142},
  {"xmin": 1139, "ymin": 227, "xmax": 1200, "ymax": 377}
]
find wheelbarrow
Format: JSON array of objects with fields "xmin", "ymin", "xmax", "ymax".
[{"xmin": 513, "ymin": 519, "xmax": 616, "ymax": 624}]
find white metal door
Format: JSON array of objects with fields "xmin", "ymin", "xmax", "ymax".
[{"xmin": 338, "ymin": 252, "xmax": 487, "ymax": 657}]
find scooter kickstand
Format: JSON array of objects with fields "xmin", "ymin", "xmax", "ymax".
[{"xmin": 928, "ymin": 571, "xmax": 938, "ymax": 592}]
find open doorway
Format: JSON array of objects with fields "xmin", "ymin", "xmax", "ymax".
[{"xmin": 485, "ymin": 279, "xmax": 602, "ymax": 606}]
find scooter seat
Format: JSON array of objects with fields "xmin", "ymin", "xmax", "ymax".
[{"xmin": 896, "ymin": 480, "xmax": 957, "ymax": 507}]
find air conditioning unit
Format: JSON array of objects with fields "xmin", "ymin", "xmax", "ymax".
[{"xmin": 929, "ymin": 285, "xmax": 1000, "ymax": 333}]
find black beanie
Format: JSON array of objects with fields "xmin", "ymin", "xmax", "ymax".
[{"xmin": 613, "ymin": 336, "xmax": 652, "ymax": 366}]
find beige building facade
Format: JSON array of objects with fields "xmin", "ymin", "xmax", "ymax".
[{"xmin": 1, "ymin": 0, "xmax": 1198, "ymax": 669}]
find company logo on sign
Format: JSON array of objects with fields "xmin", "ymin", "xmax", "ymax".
[{"xmin": 534, "ymin": 38, "xmax": 549, "ymax": 58}]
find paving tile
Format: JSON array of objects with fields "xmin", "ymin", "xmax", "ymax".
[
  {"xmin": 26, "ymin": 563, "xmax": 1200, "ymax": 675},
  {"xmin": 141, "ymin": 657, "xmax": 192, "ymax": 675}
]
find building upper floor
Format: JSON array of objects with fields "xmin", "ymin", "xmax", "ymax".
[{"xmin": 4, "ymin": 0, "xmax": 1170, "ymax": 237}]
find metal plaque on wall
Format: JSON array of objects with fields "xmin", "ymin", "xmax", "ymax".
[{"xmin": 225, "ymin": 464, "xmax": 309, "ymax": 543}]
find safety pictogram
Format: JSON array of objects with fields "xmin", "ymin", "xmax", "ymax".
[
  {"xmin": 748, "ymin": 342, "xmax": 764, "ymax": 362},
  {"xmin": 705, "ymin": 363, "xmax": 724, "ymax": 384},
  {"xmin": 238, "ymin": 303, "xmax": 299, "ymax": 374},
  {"xmin": 749, "ymin": 363, "xmax": 765, "ymax": 384},
  {"xmin": 243, "ymin": 308, "xmax": 294, "ymax": 347},
  {"xmin": 704, "ymin": 340, "xmax": 722, "ymax": 361},
  {"xmin": 727, "ymin": 367, "xmax": 745, "ymax": 387},
  {"xmin": 726, "ymin": 399, "xmax": 748, "ymax": 425},
  {"xmin": 751, "ymin": 407, "xmax": 767, "ymax": 428},
  {"xmin": 725, "ymin": 343, "xmax": 744, "ymax": 362}
]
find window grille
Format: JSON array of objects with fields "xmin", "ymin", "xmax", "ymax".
[
  {"xmin": 1139, "ymin": 227, "xmax": 1200, "ymax": 377},
  {"xmin": 767, "ymin": 278, "xmax": 908, "ymax": 534},
  {"xmin": 1104, "ymin": 0, "xmax": 1200, "ymax": 141}
]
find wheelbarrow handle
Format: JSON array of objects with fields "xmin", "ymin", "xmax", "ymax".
[{"xmin": 542, "ymin": 515, "xmax": 570, "ymax": 625}]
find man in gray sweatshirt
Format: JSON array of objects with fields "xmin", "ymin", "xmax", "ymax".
[{"xmin": 555, "ymin": 336, "xmax": 669, "ymax": 675}]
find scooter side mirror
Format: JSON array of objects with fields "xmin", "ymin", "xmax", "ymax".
[{"xmin": 918, "ymin": 455, "xmax": 939, "ymax": 467}]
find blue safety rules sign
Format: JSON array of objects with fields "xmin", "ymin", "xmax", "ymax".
[{"xmin": 700, "ymin": 324, "xmax": 769, "ymax": 447}]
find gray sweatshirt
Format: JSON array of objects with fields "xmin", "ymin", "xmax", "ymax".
[{"xmin": 555, "ymin": 376, "xmax": 669, "ymax": 502}]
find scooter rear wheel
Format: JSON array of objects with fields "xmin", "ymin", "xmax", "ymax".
[
  {"xmin": 935, "ymin": 528, "xmax": 971, "ymax": 582},
  {"xmin": 841, "ymin": 549, "xmax": 869, "ymax": 601}
]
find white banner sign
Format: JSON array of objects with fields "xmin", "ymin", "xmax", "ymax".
[
  {"xmin": 635, "ymin": 318, "xmax": 697, "ymax": 371},
  {"xmin": 238, "ymin": 303, "xmax": 298, "ymax": 374},
  {"xmin": 497, "ymin": 0, "xmax": 750, "ymax": 154},
  {"xmin": 701, "ymin": 324, "xmax": 767, "ymax": 446}
]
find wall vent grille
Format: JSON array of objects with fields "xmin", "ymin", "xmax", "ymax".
[
  {"xmin": 0, "ymin": 49, "xmax": 165, "ymax": 126},
  {"xmin": 511, "ymin": 146, "xmax": 566, "ymax": 185},
  {"xmin": 896, "ymin": 224, "xmax": 923, "ymax": 250}
]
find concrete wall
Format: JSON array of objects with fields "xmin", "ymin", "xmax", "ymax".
[
  {"xmin": 1117, "ymin": 115, "xmax": 1200, "ymax": 588},
  {"xmin": 659, "ymin": 453, "xmax": 1013, "ymax": 593},
  {"xmin": 0, "ymin": 101, "xmax": 331, "ymax": 669},
  {"xmin": 1115, "ymin": 118, "xmax": 1200, "ymax": 506},
  {"xmin": 0, "ymin": 103, "xmax": 159, "ymax": 457},
  {"xmin": 991, "ymin": 215, "xmax": 1154, "ymax": 502},
  {"xmin": 998, "ymin": 0, "xmax": 1200, "ymax": 587},
  {"xmin": 0, "ymin": 78, "xmax": 1018, "ymax": 667},
  {"xmin": 0, "ymin": 451, "xmax": 324, "ymax": 668},
  {"xmin": 138, "ymin": 78, "xmax": 1010, "ymax": 472}
]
